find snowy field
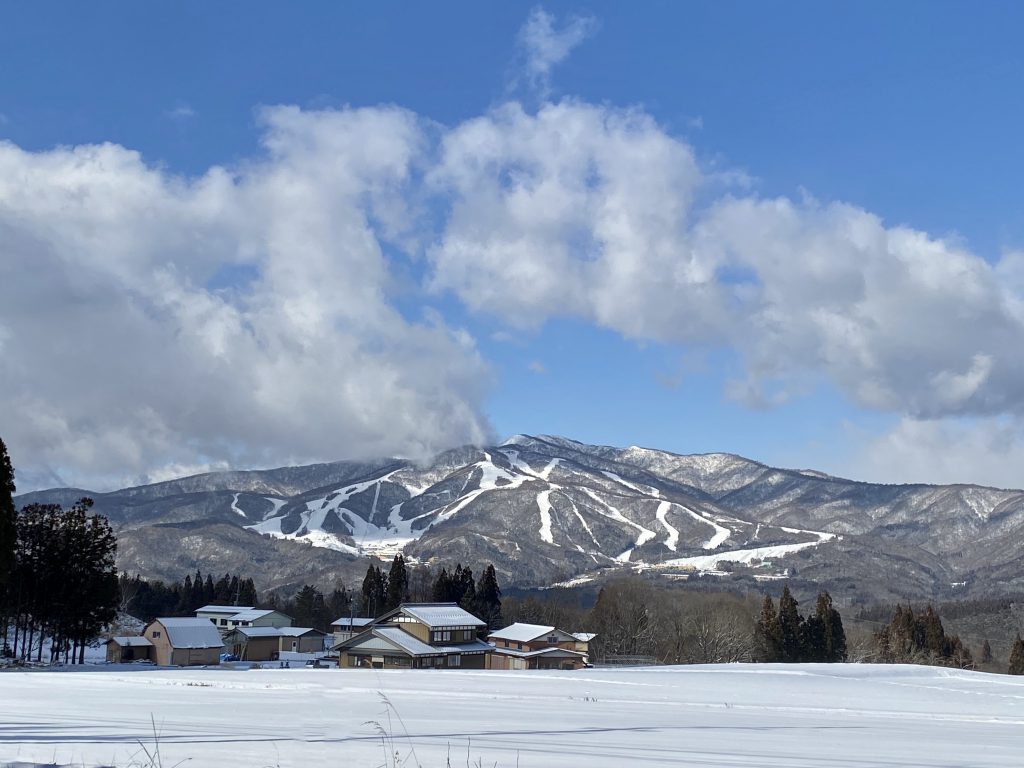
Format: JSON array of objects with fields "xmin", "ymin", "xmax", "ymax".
[{"xmin": 2, "ymin": 663, "xmax": 1023, "ymax": 767}]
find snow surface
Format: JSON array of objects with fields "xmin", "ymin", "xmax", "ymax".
[{"xmin": 2, "ymin": 664, "xmax": 1023, "ymax": 767}]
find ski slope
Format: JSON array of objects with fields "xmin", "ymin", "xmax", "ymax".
[{"xmin": 2, "ymin": 663, "xmax": 1023, "ymax": 767}]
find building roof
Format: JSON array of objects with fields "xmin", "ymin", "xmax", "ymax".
[
  {"xmin": 374, "ymin": 626, "xmax": 445, "ymax": 656},
  {"xmin": 330, "ymin": 617, "xmax": 374, "ymax": 628},
  {"xmin": 106, "ymin": 636, "xmax": 153, "ymax": 648},
  {"xmin": 488, "ymin": 623, "xmax": 555, "ymax": 643},
  {"xmin": 572, "ymin": 632, "xmax": 597, "ymax": 642},
  {"xmin": 394, "ymin": 603, "xmax": 485, "ymax": 629},
  {"xmin": 490, "ymin": 646, "xmax": 588, "ymax": 660},
  {"xmin": 154, "ymin": 618, "xmax": 225, "ymax": 649},
  {"xmin": 196, "ymin": 605, "xmax": 254, "ymax": 615},
  {"xmin": 227, "ymin": 608, "xmax": 288, "ymax": 622},
  {"xmin": 231, "ymin": 626, "xmax": 324, "ymax": 639}
]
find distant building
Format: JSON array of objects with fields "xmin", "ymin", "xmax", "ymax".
[
  {"xmin": 487, "ymin": 623, "xmax": 590, "ymax": 670},
  {"xmin": 333, "ymin": 603, "xmax": 492, "ymax": 669},
  {"xmin": 143, "ymin": 618, "xmax": 224, "ymax": 666},
  {"xmin": 329, "ymin": 616, "xmax": 374, "ymax": 647},
  {"xmin": 195, "ymin": 605, "xmax": 293, "ymax": 633},
  {"xmin": 104, "ymin": 636, "xmax": 153, "ymax": 664},
  {"xmin": 224, "ymin": 626, "xmax": 327, "ymax": 661}
]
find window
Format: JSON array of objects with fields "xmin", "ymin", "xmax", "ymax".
[
  {"xmin": 448, "ymin": 655, "xmax": 461, "ymax": 667},
  {"xmin": 547, "ymin": 635, "xmax": 559, "ymax": 644},
  {"xmin": 432, "ymin": 630, "xmax": 452, "ymax": 643},
  {"xmin": 152, "ymin": 631, "xmax": 161, "ymax": 638},
  {"xmin": 219, "ymin": 619, "xmax": 227, "ymax": 626}
]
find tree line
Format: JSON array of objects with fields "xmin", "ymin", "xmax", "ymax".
[
  {"xmin": 118, "ymin": 570, "xmax": 259, "ymax": 622},
  {"xmin": 1, "ymin": 438, "xmax": 119, "ymax": 663}
]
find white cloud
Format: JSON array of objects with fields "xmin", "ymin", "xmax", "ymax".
[
  {"xmin": 0, "ymin": 106, "xmax": 493, "ymax": 491},
  {"xmin": 516, "ymin": 7, "xmax": 597, "ymax": 96},
  {"xmin": 428, "ymin": 100, "xmax": 1024, "ymax": 428},
  {"xmin": 166, "ymin": 104, "xmax": 197, "ymax": 121},
  {"xmin": 843, "ymin": 417, "xmax": 1024, "ymax": 489}
]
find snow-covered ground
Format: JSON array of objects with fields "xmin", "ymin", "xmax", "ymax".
[{"xmin": 2, "ymin": 663, "xmax": 1023, "ymax": 767}]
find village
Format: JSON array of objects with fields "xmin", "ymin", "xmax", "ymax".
[{"xmin": 105, "ymin": 602, "xmax": 597, "ymax": 672}]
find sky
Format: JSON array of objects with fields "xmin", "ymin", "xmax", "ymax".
[{"xmin": 2, "ymin": 2, "xmax": 1024, "ymax": 492}]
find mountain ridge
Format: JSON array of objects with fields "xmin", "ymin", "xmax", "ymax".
[{"xmin": 15, "ymin": 434, "xmax": 1024, "ymax": 601}]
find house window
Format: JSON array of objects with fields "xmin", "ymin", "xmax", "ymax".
[
  {"xmin": 219, "ymin": 619, "xmax": 227, "ymax": 626},
  {"xmin": 152, "ymin": 631, "xmax": 161, "ymax": 638},
  {"xmin": 516, "ymin": 642, "xmax": 523, "ymax": 650},
  {"xmin": 448, "ymin": 655, "xmax": 461, "ymax": 667},
  {"xmin": 547, "ymin": 635, "xmax": 558, "ymax": 644},
  {"xmin": 432, "ymin": 630, "xmax": 452, "ymax": 643}
]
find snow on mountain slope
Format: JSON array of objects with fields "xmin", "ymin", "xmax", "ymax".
[{"xmin": 19, "ymin": 433, "xmax": 1024, "ymax": 595}]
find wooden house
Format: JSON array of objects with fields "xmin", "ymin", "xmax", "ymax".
[
  {"xmin": 143, "ymin": 618, "xmax": 225, "ymax": 666},
  {"xmin": 333, "ymin": 603, "xmax": 492, "ymax": 670},
  {"xmin": 224, "ymin": 626, "xmax": 326, "ymax": 661},
  {"xmin": 486, "ymin": 623, "xmax": 589, "ymax": 670}
]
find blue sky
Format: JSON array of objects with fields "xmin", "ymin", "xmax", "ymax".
[{"xmin": 3, "ymin": 2, "xmax": 1024, "ymax": 490}]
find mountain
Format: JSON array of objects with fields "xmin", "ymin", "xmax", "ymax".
[{"xmin": 15, "ymin": 435, "xmax": 1024, "ymax": 601}]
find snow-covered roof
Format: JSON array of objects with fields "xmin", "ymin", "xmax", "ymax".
[
  {"xmin": 232, "ymin": 626, "xmax": 323, "ymax": 639},
  {"xmin": 488, "ymin": 623, "xmax": 555, "ymax": 643},
  {"xmin": 330, "ymin": 617, "xmax": 374, "ymax": 628},
  {"xmin": 572, "ymin": 633, "xmax": 597, "ymax": 642},
  {"xmin": 107, "ymin": 636, "xmax": 153, "ymax": 647},
  {"xmin": 491, "ymin": 646, "xmax": 587, "ymax": 660},
  {"xmin": 372, "ymin": 627, "xmax": 444, "ymax": 656},
  {"xmin": 196, "ymin": 605, "xmax": 254, "ymax": 615},
  {"xmin": 227, "ymin": 608, "xmax": 287, "ymax": 622},
  {"xmin": 397, "ymin": 603, "xmax": 485, "ymax": 628},
  {"xmin": 154, "ymin": 618, "xmax": 225, "ymax": 649}
]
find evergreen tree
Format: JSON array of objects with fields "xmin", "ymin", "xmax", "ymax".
[
  {"xmin": 754, "ymin": 595, "xmax": 783, "ymax": 662},
  {"xmin": 474, "ymin": 564, "xmax": 503, "ymax": 629},
  {"xmin": 1008, "ymin": 635, "xmax": 1024, "ymax": 675},
  {"xmin": 815, "ymin": 591, "xmax": 847, "ymax": 662},
  {"xmin": 293, "ymin": 585, "xmax": 329, "ymax": 630},
  {"xmin": 981, "ymin": 639, "xmax": 993, "ymax": 665},
  {"xmin": 360, "ymin": 564, "xmax": 387, "ymax": 618},
  {"xmin": 385, "ymin": 554, "xmax": 410, "ymax": 612},
  {"xmin": 0, "ymin": 437, "xmax": 15, "ymax": 590},
  {"xmin": 432, "ymin": 568, "xmax": 454, "ymax": 602},
  {"xmin": 457, "ymin": 566, "xmax": 476, "ymax": 612},
  {"xmin": 777, "ymin": 586, "xmax": 804, "ymax": 662},
  {"xmin": 327, "ymin": 586, "xmax": 352, "ymax": 620},
  {"xmin": 175, "ymin": 575, "xmax": 194, "ymax": 614}
]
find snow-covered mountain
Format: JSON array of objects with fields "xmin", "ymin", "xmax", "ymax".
[{"xmin": 16, "ymin": 435, "xmax": 1024, "ymax": 600}]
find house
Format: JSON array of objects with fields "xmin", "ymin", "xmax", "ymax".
[
  {"xmin": 224, "ymin": 626, "xmax": 327, "ymax": 661},
  {"xmin": 143, "ymin": 618, "xmax": 225, "ymax": 666},
  {"xmin": 333, "ymin": 603, "xmax": 492, "ymax": 669},
  {"xmin": 195, "ymin": 605, "xmax": 293, "ymax": 633},
  {"xmin": 486, "ymin": 623, "xmax": 590, "ymax": 670},
  {"xmin": 104, "ymin": 636, "xmax": 153, "ymax": 664},
  {"xmin": 571, "ymin": 632, "xmax": 597, "ymax": 663},
  {"xmin": 329, "ymin": 616, "xmax": 374, "ymax": 646}
]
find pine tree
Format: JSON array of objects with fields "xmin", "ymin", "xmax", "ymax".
[
  {"xmin": 475, "ymin": 564, "xmax": 503, "ymax": 629},
  {"xmin": 777, "ymin": 586, "xmax": 804, "ymax": 662},
  {"xmin": 0, "ymin": 437, "xmax": 16, "ymax": 590},
  {"xmin": 361, "ymin": 564, "xmax": 387, "ymax": 618},
  {"xmin": 385, "ymin": 554, "xmax": 410, "ymax": 612},
  {"xmin": 815, "ymin": 591, "xmax": 847, "ymax": 662},
  {"xmin": 432, "ymin": 568, "xmax": 454, "ymax": 602},
  {"xmin": 754, "ymin": 595, "xmax": 783, "ymax": 662},
  {"xmin": 981, "ymin": 639, "xmax": 993, "ymax": 665},
  {"xmin": 1008, "ymin": 635, "xmax": 1024, "ymax": 675}
]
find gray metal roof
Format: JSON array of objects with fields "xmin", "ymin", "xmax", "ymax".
[
  {"xmin": 107, "ymin": 636, "xmax": 153, "ymax": 647},
  {"xmin": 196, "ymin": 605, "xmax": 254, "ymax": 615},
  {"xmin": 232, "ymin": 626, "xmax": 323, "ymax": 639},
  {"xmin": 155, "ymin": 618, "xmax": 225, "ymax": 649},
  {"xmin": 330, "ymin": 617, "xmax": 374, "ymax": 628},
  {"xmin": 374, "ymin": 627, "xmax": 444, "ymax": 656},
  {"xmin": 398, "ymin": 603, "xmax": 485, "ymax": 628},
  {"xmin": 490, "ymin": 645, "xmax": 587, "ymax": 660},
  {"xmin": 572, "ymin": 632, "xmax": 597, "ymax": 642},
  {"xmin": 488, "ymin": 623, "xmax": 555, "ymax": 643},
  {"xmin": 228, "ymin": 608, "xmax": 288, "ymax": 622}
]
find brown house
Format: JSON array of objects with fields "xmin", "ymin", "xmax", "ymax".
[
  {"xmin": 487, "ymin": 623, "xmax": 589, "ymax": 670},
  {"xmin": 333, "ymin": 602, "xmax": 492, "ymax": 670},
  {"xmin": 143, "ymin": 618, "xmax": 225, "ymax": 666},
  {"xmin": 224, "ymin": 626, "xmax": 326, "ymax": 661},
  {"xmin": 105, "ymin": 636, "xmax": 153, "ymax": 664}
]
